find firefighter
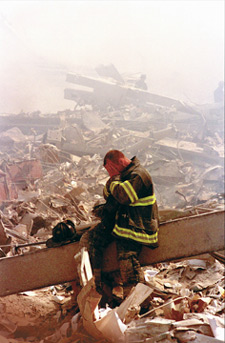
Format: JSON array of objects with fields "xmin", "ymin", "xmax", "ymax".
[
  {"xmin": 80, "ymin": 150, "xmax": 159, "ymax": 298},
  {"xmin": 134, "ymin": 74, "xmax": 148, "ymax": 90}
]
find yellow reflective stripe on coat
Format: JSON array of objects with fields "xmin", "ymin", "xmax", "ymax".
[
  {"xmin": 121, "ymin": 181, "xmax": 138, "ymax": 203},
  {"xmin": 110, "ymin": 181, "xmax": 121, "ymax": 194},
  {"xmin": 113, "ymin": 225, "xmax": 158, "ymax": 244},
  {"xmin": 103, "ymin": 185, "xmax": 110, "ymax": 198},
  {"xmin": 110, "ymin": 180, "xmax": 138, "ymax": 203},
  {"xmin": 129, "ymin": 194, "xmax": 156, "ymax": 207}
]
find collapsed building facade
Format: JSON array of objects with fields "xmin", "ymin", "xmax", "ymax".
[{"xmin": 0, "ymin": 66, "xmax": 224, "ymax": 343}]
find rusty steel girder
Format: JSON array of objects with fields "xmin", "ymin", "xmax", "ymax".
[{"xmin": 0, "ymin": 210, "xmax": 224, "ymax": 297}]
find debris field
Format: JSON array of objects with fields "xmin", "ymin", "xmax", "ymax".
[{"xmin": 0, "ymin": 69, "xmax": 224, "ymax": 343}]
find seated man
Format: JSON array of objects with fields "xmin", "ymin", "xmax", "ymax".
[
  {"xmin": 80, "ymin": 150, "xmax": 159, "ymax": 298},
  {"xmin": 134, "ymin": 74, "xmax": 148, "ymax": 90}
]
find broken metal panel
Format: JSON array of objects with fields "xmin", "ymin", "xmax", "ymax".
[
  {"xmin": 0, "ymin": 210, "xmax": 224, "ymax": 297},
  {"xmin": 7, "ymin": 159, "xmax": 43, "ymax": 183},
  {"xmin": 0, "ymin": 174, "xmax": 18, "ymax": 203}
]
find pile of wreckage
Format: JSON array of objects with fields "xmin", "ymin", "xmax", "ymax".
[{"xmin": 0, "ymin": 66, "xmax": 224, "ymax": 343}]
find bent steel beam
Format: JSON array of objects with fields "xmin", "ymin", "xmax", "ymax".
[
  {"xmin": 65, "ymin": 73, "xmax": 196, "ymax": 113},
  {"xmin": 0, "ymin": 210, "xmax": 224, "ymax": 297}
]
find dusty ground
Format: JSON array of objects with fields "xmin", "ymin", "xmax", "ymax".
[{"xmin": 0, "ymin": 286, "xmax": 81, "ymax": 342}]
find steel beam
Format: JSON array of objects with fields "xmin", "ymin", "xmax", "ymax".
[
  {"xmin": 0, "ymin": 210, "xmax": 224, "ymax": 297},
  {"xmin": 65, "ymin": 73, "xmax": 196, "ymax": 113},
  {"xmin": 103, "ymin": 209, "xmax": 225, "ymax": 270}
]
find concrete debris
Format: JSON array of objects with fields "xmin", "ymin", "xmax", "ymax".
[
  {"xmin": 0, "ymin": 111, "xmax": 223, "ymax": 210},
  {"xmin": 0, "ymin": 68, "xmax": 224, "ymax": 342}
]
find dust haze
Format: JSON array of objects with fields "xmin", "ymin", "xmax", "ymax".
[{"xmin": 0, "ymin": 0, "xmax": 224, "ymax": 113}]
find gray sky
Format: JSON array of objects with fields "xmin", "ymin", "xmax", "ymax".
[{"xmin": 0, "ymin": 0, "xmax": 224, "ymax": 113}]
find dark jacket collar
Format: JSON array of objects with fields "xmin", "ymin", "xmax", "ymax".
[{"xmin": 121, "ymin": 156, "xmax": 140, "ymax": 177}]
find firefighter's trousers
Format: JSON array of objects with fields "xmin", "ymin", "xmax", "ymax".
[{"xmin": 79, "ymin": 222, "xmax": 145, "ymax": 287}]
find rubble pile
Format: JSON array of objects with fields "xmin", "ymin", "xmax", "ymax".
[
  {"xmin": 0, "ymin": 75, "xmax": 224, "ymax": 342},
  {"xmin": 0, "ymin": 101, "xmax": 224, "ymax": 212},
  {"xmin": 0, "ymin": 100, "xmax": 224, "ymax": 255}
]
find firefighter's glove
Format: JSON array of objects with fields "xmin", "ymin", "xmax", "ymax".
[
  {"xmin": 104, "ymin": 175, "xmax": 121, "ymax": 198},
  {"xmin": 104, "ymin": 159, "xmax": 121, "ymax": 178},
  {"xmin": 92, "ymin": 203, "xmax": 105, "ymax": 219}
]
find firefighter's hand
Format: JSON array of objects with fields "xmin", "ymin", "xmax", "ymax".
[
  {"xmin": 106, "ymin": 175, "xmax": 121, "ymax": 190},
  {"xmin": 103, "ymin": 175, "xmax": 121, "ymax": 199},
  {"xmin": 104, "ymin": 159, "xmax": 121, "ymax": 177},
  {"xmin": 92, "ymin": 203, "xmax": 105, "ymax": 219}
]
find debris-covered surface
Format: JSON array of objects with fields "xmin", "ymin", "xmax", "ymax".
[
  {"xmin": 0, "ymin": 253, "xmax": 224, "ymax": 342},
  {"xmin": 0, "ymin": 70, "xmax": 224, "ymax": 342}
]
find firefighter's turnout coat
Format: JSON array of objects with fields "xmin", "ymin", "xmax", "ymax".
[{"xmin": 103, "ymin": 156, "xmax": 159, "ymax": 247}]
